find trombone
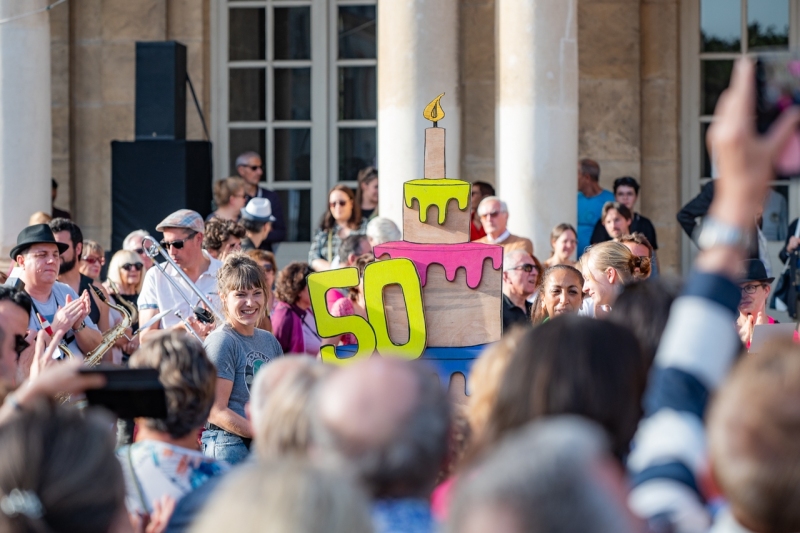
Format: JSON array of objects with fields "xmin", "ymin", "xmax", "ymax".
[{"xmin": 140, "ymin": 236, "xmax": 225, "ymax": 332}]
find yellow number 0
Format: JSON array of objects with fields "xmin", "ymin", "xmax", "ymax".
[
  {"xmin": 363, "ymin": 259, "xmax": 427, "ymax": 360},
  {"xmin": 307, "ymin": 259, "xmax": 427, "ymax": 365}
]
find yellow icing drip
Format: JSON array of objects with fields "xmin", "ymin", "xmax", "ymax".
[{"xmin": 404, "ymin": 179, "xmax": 470, "ymax": 225}]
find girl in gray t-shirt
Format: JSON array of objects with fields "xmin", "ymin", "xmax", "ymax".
[{"xmin": 201, "ymin": 254, "xmax": 283, "ymax": 465}]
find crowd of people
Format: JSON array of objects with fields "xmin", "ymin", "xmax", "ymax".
[{"xmin": 1, "ymin": 58, "xmax": 800, "ymax": 533}]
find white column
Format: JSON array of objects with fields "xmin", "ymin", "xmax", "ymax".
[
  {"xmin": 0, "ymin": 0, "xmax": 52, "ymax": 257},
  {"xmin": 377, "ymin": 0, "xmax": 461, "ymax": 232},
  {"xmin": 496, "ymin": 0, "xmax": 578, "ymax": 256}
]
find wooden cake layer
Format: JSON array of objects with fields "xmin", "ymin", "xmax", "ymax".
[
  {"xmin": 375, "ymin": 242, "xmax": 503, "ymax": 348},
  {"xmin": 403, "ymin": 179, "xmax": 470, "ymax": 244}
]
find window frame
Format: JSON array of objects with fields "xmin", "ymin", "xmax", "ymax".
[
  {"xmin": 212, "ymin": 0, "xmax": 377, "ymax": 263},
  {"xmin": 680, "ymin": 0, "xmax": 800, "ymax": 273}
]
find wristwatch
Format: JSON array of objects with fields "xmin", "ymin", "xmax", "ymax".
[
  {"xmin": 73, "ymin": 321, "xmax": 86, "ymax": 333},
  {"xmin": 695, "ymin": 217, "xmax": 751, "ymax": 250}
]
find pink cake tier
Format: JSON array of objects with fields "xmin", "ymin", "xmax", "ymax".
[{"xmin": 374, "ymin": 241, "xmax": 503, "ymax": 348}]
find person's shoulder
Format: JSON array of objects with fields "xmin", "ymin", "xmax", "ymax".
[
  {"xmin": 53, "ymin": 281, "xmax": 79, "ymax": 299},
  {"xmin": 205, "ymin": 253, "xmax": 224, "ymax": 274},
  {"xmin": 475, "ymin": 236, "xmax": 489, "ymax": 244},
  {"xmin": 600, "ymin": 189, "xmax": 615, "ymax": 200},
  {"xmin": 204, "ymin": 325, "xmax": 237, "ymax": 350},
  {"xmin": 255, "ymin": 328, "xmax": 283, "ymax": 350}
]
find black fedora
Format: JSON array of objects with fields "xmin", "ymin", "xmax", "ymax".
[
  {"xmin": 10, "ymin": 224, "xmax": 69, "ymax": 260},
  {"xmin": 740, "ymin": 259, "xmax": 775, "ymax": 284}
]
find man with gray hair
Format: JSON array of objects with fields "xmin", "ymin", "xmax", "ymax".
[
  {"xmin": 475, "ymin": 196, "xmax": 534, "ymax": 255},
  {"xmin": 123, "ymin": 229, "xmax": 154, "ymax": 270},
  {"xmin": 447, "ymin": 417, "xmax": 638, "ymax": 533},
  {"xmin": 234, "ymin": 151, "xmax": 286, "ymax": 249},
  {"xmin": 366, "ymin": 217, "xmax": 401, "ymax": 247},
  {"xmin": 312, "ymin": 357, "xmax": 450, "ymax": 533},
  {"xmin": 502, "ymin": 249, "xmax": 538, "ymax": 332}
]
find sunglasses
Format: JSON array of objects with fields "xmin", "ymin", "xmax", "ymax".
[
  {"xmin": 160, "ymin": 236, "xmax": 194, "ymax": 250},
  {"xmin": 82, "ymin": 256, "xmax": 105, "ymax": 266},
  {"xmin": 261, "ymin": 263, "xmax": 274, "ymax": 272},
  {"xmin": 508, "ymin": 264, "xmax": 537, "ymax": 273},
  {"xmin": 121, "ymin": 263, "xmax": 144, "ymax": 272},
  {"xmin": 14, "ymin": 334, "xmax": 29, "ymax": 360},
  {"xmin": 134, "ymin": 248, "xmax": 145, "ymax": 255},
  {"xmin": 243, "ymin": 165, "xmax": 262, "ymax": 171},
  {"xmin": 329, "ymin": 200, "xmax": 349, "ymax": 208}
]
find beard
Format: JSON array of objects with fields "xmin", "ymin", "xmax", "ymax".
[{"xmin": 59, "ymin": 256, "xmax": 76, "ymax": 275}]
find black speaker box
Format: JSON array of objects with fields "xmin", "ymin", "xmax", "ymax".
[
  {"xmin": 111, "ymin": 140, "xmax": 212, "ymax": 251},
  {"xmin": 135, "ymin": 41, "xmax": 187, "ymax": 140}
]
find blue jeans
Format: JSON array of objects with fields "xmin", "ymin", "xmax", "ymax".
[{"xmin": 201, "ymin": 429, "xmax": 250, "ymax": 465}]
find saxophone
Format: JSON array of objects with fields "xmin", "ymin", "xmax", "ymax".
[{"xmin": 83, "ymin": 285, "xmax": 133, "ymax": 368}]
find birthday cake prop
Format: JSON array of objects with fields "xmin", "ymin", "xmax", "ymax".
[{"xmin": 307, "ymin": 94, "xmax": 503, "ymax": 388}]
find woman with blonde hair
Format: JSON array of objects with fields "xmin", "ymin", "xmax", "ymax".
[
  {"xmin": 191, "ymin": 460, "xmax": 373, "ymax": 533},
  {"xmin": 544, "ymin": 223, "xmax": 578, "ymax": 268},
  {"xmin": 208, "ymin": 176, "xmax": 247, "ymax": 222},
  {"xmin": 104, "ymin": 249, "xmax": 146, "ymax": 360},
  {"xmin": 579, "ymin": 240, "xmax": 650, "ymax": 316},
  {"xmin": 202, "ymin": 253, "xmax": 284, "ymax": 464}
]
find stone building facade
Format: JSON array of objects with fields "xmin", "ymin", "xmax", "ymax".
[{"xmin": 0, "ymin": 0, "xmax": 792, "ymax": 274}]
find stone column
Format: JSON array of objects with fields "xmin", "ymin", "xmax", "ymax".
[
  {"xmin": 0, "ymin": 0, "xmax": 52, "ymax": 257},
  {"xmin": 377, "ymin": 0, "xmax": 461, "ymax": 231},
  {"xmin": 496, "ymin": 0, "xmax": 578, "ymax": 256}
]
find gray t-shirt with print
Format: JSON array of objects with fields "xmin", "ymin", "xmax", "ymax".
[{"xmin": 203, "ymin": 325, "xmax": 283, "ymax": 418}]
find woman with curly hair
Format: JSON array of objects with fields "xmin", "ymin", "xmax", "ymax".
[
  {"xmin": 203, "ymin": 218, "xmax": 246, "ymax": 260},
  {"xmin": 271, "ymin": 262, "xmax": 323, "ymax": 355},
  {"xmin": 202, "ymin": 253, "xmax": 283, "ymax": 464},
  {"xmin": 308, "ymin": 185, "xmax": 367, "ymax": 271}
]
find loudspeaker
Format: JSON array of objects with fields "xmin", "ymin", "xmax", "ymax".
[
  {"xmin": 111, "ymin": 140, "xmax": 212, "ymax": 251},
  {"xmin": 135, "ymin": 41, "xmax": 187, "ymax": 140}
]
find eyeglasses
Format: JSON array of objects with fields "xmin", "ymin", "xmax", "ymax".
[
  {"xmin": 160, "ymin": 235, "xmax": 195, "ymax": 250},
  {"xmin": 329, "ymin": 200, "xmax": 349, "ymax": 208},
  {"xmin": 241, "ymin": 165, "xmax": 262, "ymax": 171},
  {"xmin": 81, "ymin": 256, "xmax": 105, "ymax": 266},
  {"xmin": 507, "ymin": 264, "xmax": 537, "ymax": 273},
  {"xmin": 134, "ymin": 248, "xmax": 145, "ymax": 255},
  {"xmin": 14, "ymin": 334, "xmax": 29, "ymax": 360},
  {"xmin": 480, "ymin": 211, "xmax": 503, "ymax": 219},
  {"xmin": 261, "ymin": 263, "xmax": 274, "ymax": 272},
  {"xmin": 121, "ymin": 263, "xmax": 144, "ymax": 272},
  {"xmin": 741, "ymin": 283, "xmax": 767, "ymax": 294}
]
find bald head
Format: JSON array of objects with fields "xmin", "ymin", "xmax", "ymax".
[{"xmin": 312, "ymin": 357, "xmax": 450, "ymax": 498}]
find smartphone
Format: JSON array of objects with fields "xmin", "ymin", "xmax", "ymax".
[
  {"xmin": 80, "ymin": 367, "xmax": 167, "ymax": 419},
  {"xmin": 756, "ymin": 51, "xmax": 800, "ymax": 176}
]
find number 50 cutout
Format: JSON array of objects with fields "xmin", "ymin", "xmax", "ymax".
[{"xmin": 307, "ymin": 258, "xmax": 427, "ymax": 366}]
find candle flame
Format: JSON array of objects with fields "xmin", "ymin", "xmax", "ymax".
[{"xmin": 423, "ymin": 93, "xmax": 445, "ymax": 124}]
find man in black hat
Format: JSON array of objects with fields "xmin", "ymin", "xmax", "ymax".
[
  {"xmin": 11, "ymin": 224, "xmax": 101, "ymax": 359},
  {"xmin": 736, "ymin": 259, "xmax": 776, "ymax": 346}
]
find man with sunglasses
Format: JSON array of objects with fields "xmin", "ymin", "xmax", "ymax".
[
  {"xmin": 138, "ymin": 210, "xmax": 223, "ymax": 343},
  {"xmin": 502, "ymin": 249, "xmax": 539, "ymax": 332},
  {"xmin": 235, "ymin": 151, "xmax": 286, "ymax": 251},
  {"xmin": 49, "ymin": 218, "xmax": 107, "ymax": 332},
  {"xmin": 475, "ymin": 196, "xmax": 534, "ymax": 256},
  {"xmin": 0, "ymin": 287, "xmax": 34, "ymax": 387}
]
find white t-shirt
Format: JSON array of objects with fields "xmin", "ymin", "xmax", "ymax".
[{"xmin": 138, "ymin": 252, "xmax": 223, "ymax": 329}]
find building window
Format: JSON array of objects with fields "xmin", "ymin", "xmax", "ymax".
[
  {"xmin": 682, "ymin": 0, "xmax": 796, "ymax": 271},
  {"xmin": 215, "ymin": 0, "xmax": 377, "ymax": 255}
]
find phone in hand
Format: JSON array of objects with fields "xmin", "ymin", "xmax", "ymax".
[
  {"xmin": 80, "ymin": 367, "xmax": 167, "ymax": 419},
  {"xmin": 756, "ymin": 51, "xmax": 800, "ymax": 176}
]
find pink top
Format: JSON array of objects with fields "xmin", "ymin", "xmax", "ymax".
[{"xmin": 374, "ymin": 241, "xmax": 503, "ymax": 289}]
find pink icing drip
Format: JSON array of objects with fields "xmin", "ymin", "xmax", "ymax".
[{"xmin": 374, "ymin": 241, "xmax": 503, "ymax": 289}]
